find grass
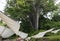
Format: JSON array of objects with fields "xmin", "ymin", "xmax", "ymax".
[
  {"xmin": 0, "ymin": 22, "xmax": 6, "ymax": 26},
  {"xmin": 46, "ymin": 35, "xmax": 60, "ymax": 39},
  {"xmin": 29, "ymin": 31, "xmax": 60, "ymax": 41},
  {"xmin": 29, "ymin": 35, "xmax": 60, "ymax": 41}
]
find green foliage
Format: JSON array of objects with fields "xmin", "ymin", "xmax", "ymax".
[
  {"xmin": 5, "ymin": 0, "xmax": 31, "ymax": 20},
  {"xmin": 29, "ymin": 29, "xmax": 45, "ymax": 36},
  {"xmin": 29, "ymin": 37, "xmax": 60, "ymax": 41},
  {"xmin": 29, "ymin": 35, "xmax": 60, "ymax": 41},
  {"xmin": 0, "ymin": 21, "xmax": 6, "ymax": 26},
  {"xmin": 47, "ymin": 35, "xmax": 60, "ymax": 40},
  {"xmin": 39, "ymin": 15, "xmax": 53, "ymax": 30},
  {"xmin": 20, "ymin": 19, "xmax": 36, "ymax": 36},
  {"xmin": 52, "ymin": 15, "xmax": 60, "ymax": 21},
  {"xmin": 39, "ymin": 15, "xmax": 60, "ymax": 30},
  {"xmin": 40, "ymin": 0, "xmax": 58, "ymax": 14},
  {"xmin": 5, "ymin": 0, "xmax": 57, "ymax": 20},
  {"xmin": 28, "ymin": 30, "xmax": 60, "ymax": 41},
  {"xmin": 5, "ymin": 0, "xmax": 58, "ymax": 34}
]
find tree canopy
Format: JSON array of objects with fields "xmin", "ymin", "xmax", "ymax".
[{"xmin": 5, "ymin": 0, "xmax": 58, "ymax": 31}]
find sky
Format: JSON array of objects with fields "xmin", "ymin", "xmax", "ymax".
[
  {"xmin": 55, "ymin": 0, "xmax": 60, "ymax": 5},
  {"xmin": 0, "ymin": 0, "xmax": 60, "ymax": 12},
  {"xmin": 0, "ymin": 0, "xmax": 7, "ymax": 12}
]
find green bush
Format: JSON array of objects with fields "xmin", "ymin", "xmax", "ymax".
[{"xmin": 29, "ymin": 37, "xmax": 60, "ymax": 41}]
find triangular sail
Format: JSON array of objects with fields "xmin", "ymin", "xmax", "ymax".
[
  {"xmin": 0, "ymin": 12, "xmax": 20, "ymax": 35},
  {"xmin": 0, "ymin": 12, "xmax": 28, "ymax": 38}
]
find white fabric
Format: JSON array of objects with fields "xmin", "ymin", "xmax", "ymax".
[
  {"xmin": 0, "ymin": 12, "xmax": 28, "ymax": 39},
  {"xmin": 51, "ymin": 29, "xmax": 60, "ymax": 34},
  {"xmin": 25, "ymin": 37, "xmax": 31, "ymax": 41},
  {"xmin": 0, "ymin": 12, "xmax": 20, "ymax": 35},
  {"xmin": 0, "ymin": 12, "xmax": 54, "ymax": 39},
  {"xmin": 17, "ymin": 31, "xmax": 28, "ymax": 39},
  {"xmin": 0, "ymin": 26, "xmax": 28, "ymax": 38},
  {"xmin": 0, "ymin": 26, "xmax": 14, "ymax": 38},
  {"xmin": 25, "ymin": 28, "xmax": 54, "ymax": 41},
  {"xmin": 1, "ymin": 27, "xmax": 14, "ymax": 38},
  {"xmin": 0, "ymin": 26, "xmax": 5, "ymax": 34},
  {"xmin": 31, "ymin": 28, "xmax": 54, "ymax": 38},
  {"xmin": 31, "ymin": 32, "xmax": 46, "ymax": 38}
]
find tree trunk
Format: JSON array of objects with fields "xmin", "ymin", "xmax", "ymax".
[
  {"xmin": 29, "ymin": 9, "xmax": 40, "ymax": 30},
  {"xmin": 34, "ymin": 12, "xmax": 39, "ymax": 30},
  {"xmin": 29, "ymin": 0, "xmax": 41, "ymax": 30}
]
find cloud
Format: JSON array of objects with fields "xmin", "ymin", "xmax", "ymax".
[
  {"xmin": 0, "ymin": 0, "xmax": 7, "ymax": 12},
  {"xmin": 55, "ymin": 0, "xmax": 60, "ymax": 5}
]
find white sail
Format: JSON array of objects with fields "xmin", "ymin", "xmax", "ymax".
[
  {"xmin": 1, "ymin": 27, "xmax": 14, "ymax": 38},
  {"xmin": 0, "ymin": 26, "xmax": 28, "ymax": 38},
  {"xmin": 0, "ymin": 26, "xmax": 14, "ymax": 38},
  {"xmin": 0, "ymin": 26, "xmax": 5, "ymax": 35},
  {"xmin": 31, "ymin": 28, "xmax": 54, "ymax": 38},
  {"xmin": 0, "ymin": 12, "xmax": 20, "ymax": 35},
  {"xmin": 51, "ymin": 29, "xmax": 60, "ymax": 34},
  {"xmin": 25, "ymin": 28, "xmax": 54, "ymax": 41},
  {"xmin": 0, "ymin": 12, "xmax": 28, "ymax": 39}
]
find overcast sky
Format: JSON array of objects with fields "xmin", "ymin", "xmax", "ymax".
[
  {"xmin": 55, "ymin": 0, "xmax": 60, "ymax": 4},
  {"xmin": 0, "ymin": 0, "xmax": 60, "ymax": 12},
  {"xmin": 0, "ymin": 0, "xmax": 7, "ymax": 12}
]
